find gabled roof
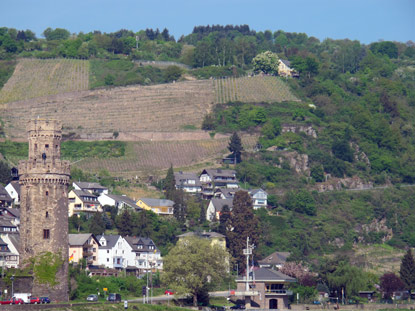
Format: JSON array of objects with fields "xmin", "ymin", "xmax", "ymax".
[
  {"xmin": 73, "ymin": 181, "xmax": 108, "ymax": 190},
  {"xmin": 69, "ymin": 233, "xmax": 100, "ymax": 246},
  {"xmin": 8, "ymin": 181, "xmax": 20, "ymax": 194},
  {"xmin": 177, "ymin": 231, "xmax": 225, "ymax": 239},
  {"xmin": 139, "ymin": 198, "xmax": 174, "ymax": 207},
  {"xmin": 209, "ymin": 198, "xmax": 233, "ymax": 212},
  {"xmin": 96, "ymin": 234, "xmax": 121, "ymax": 250},
  {"xmin": 124, "ymin": 236, "xmax": 159, "ymax": 253},
  {"xmin": 258, "ymin": 251, "xmax": 290, "ymax": 265},
  {"xmin": 0, "ymin": 237, "xmax": 10, "ymax": 254},
  {"xmin": 174, "ymin": 172, "xmax": 202, "ymax": 187},
  {"xmin": 215, "ymin": 188, "xmax": 239, "ymax": 199},
  {"xmin": 280, "ymin": 59, "xmax": 291, "ymax": 67},
  {"xmin": 0, "ymin": 218, "xmax": 17, "ymax": 228},
  {"xmin": 6, "ymin": 234, "xmax": 20, "ymax": 251},
  {"xmin": 72, "ymin": 189, "xmax": 99, "ymax": 203},
  {"xmin": 0, "ymin": 207, "xmax": 20, "ymax": 218},
  {"xmin": 249, "ymin": 188, "xmax": 268, "ymax": 196},
  {"xmin": 202, "ymin": 169, "xmax": 236, "ymax": 179},
  {"xmin": 0, "ymin": 185, "xmax": 12, "ymax": 202},
  {"xmin": 237, "ymin": 267, "xmax": 295, "ymax": 282},
  {"xmin": 105, "ymin": 194, "xmax": 138, "ymax": 209}
]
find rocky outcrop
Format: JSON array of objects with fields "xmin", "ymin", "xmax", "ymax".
[
  {"xmin": 314, "ymin": 176, "xmax": 373, "ymax": 192},
  {"xmin": 355, "ymin": 218, "xmax": 393, "ymax": 243},
  {"xmin": 282, "ymin": 124, "xmax": 318, "ymax": 138}
]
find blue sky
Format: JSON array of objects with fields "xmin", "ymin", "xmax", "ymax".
[{"xmin": 1, "ymin": 0, "xmax": 414, "ymax": 44}]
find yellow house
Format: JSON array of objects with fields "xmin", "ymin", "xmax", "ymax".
[
  {"xmin": 177, "ymin": 231, "xmax": 226, "ymax": 249},
  {"xmin": 68, "ymin": 233, "xmax": 100, "ymax": 266},
  {"xmin": 136, "ymin": 198, "xmax": 174, "ymax": 216},
  {"xmin": 278, "ymin": 59, "xmax": 298, "ymax": 78},
  {"xmin": 68, "ymin": 189, "xmax": 103, "ymax": 217}
]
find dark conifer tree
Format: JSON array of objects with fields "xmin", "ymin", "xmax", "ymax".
[
  {"xmin": 228, "ymin": 132, "xmax": 243, "ymax": 163},
  {"xmin": 172, "ymin": 190, "xmax": 187, "ymax": 227},
  {"xmin": 400, "ymin": 249, "xmax": 415, "ymax": 293},
  {"xmin": 89, "ymin": 212, "xmax": 105, "ymax": 236},
  {"xmin": 116, "ymin": 209, "xmax": 133, "ymax": 236},
  {"xmin": 226, "ymin": 191, "xmax": 259, "ymax": 272},
  {"xmin": 164, "ymin": 164, "xmax": 176, "ymax": 200},
  {"xmin": 218, "ymin": 204, "xmax": 231, "ymax": 236}
]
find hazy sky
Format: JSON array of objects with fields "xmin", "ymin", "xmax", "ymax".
[{"xmin": 1, "ymin": 0, "xmax": 414, "ymax": 44}]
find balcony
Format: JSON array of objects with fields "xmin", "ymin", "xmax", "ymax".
[{"xmin": 265, "ymin": 289, "xmax": 293, "ymax": 296}]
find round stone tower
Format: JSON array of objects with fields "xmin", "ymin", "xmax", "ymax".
[{"xmin": 18, "ymin": 119, "xmax": 70, "ymax": 301}]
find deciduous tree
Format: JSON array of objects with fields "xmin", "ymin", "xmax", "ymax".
[
  {"xmin": 380, "ymin": 273, "xmax": 404, "ymax": 299},
  {"xmin": 252, "ymin": 51, "xmax": 280, "ymax": 75},
  {"xmin": 162, "ymin": 237, "xmax": 229, "ymax": 306}
]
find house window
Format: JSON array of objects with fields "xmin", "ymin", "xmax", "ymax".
[
  {"xmin": 93, "ymin": 256, "xmax": 96, "ymax": 260},
  {"xmin": 117, "ymin": 258, "xmax": 121, "ymax": 264},
  {"xmin": 43, "ymin": 229, "xmax": 50, "ymax": 239},
  {"xmin": 107, "ymin": 258, "xmax": 109, "ymax": 262},
  {"xmin": 107, "ymin": 250, "xmax": 109, "ymax": 254},
  {"xmin": 93, "ymin": 248, "xmax": 96, "ymax": 252}
]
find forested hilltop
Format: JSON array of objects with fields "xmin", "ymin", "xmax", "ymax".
[{"xmin": 1, "ymin": 25, "xmax": 415, "ymax": 286}]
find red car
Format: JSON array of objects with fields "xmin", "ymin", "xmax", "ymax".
[
  {"xmin": 164, "ymin": 290, "xmax": 174, "ymax": 295},
  {"xmin": 30, "ymin": 296, "xmax": 41, "ymax": 304},
  {"xmin": 0, "ymin": 298, "xmax": 24, "ymax": 305}
]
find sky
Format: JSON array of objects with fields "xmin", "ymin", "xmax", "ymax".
[{"xmin": 1, "ymin": 0, "xmax": 414, "ymax": 44}]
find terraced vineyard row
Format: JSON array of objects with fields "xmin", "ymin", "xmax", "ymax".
[
  {"xmin": 0, "ymin": 58, "xmax": 89, "ymax": 104},
  {"xmin": 75, "ymin": 135, "xmax": 258, "ymax": 176},
  {"xmin": 214, "ymin": 75, "xmax": 299, "ymax": 104},
  {"xmin": 1, "ymin": 80, "xmax": 215, "ymax": 138}
]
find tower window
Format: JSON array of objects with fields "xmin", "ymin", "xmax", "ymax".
[
  {"xmin": 45, "ymin": 144, "xmax": 49, "ymax": 149},
  {"xmin": 46, "ymin": 191, "xmax": 49, "ymax": 196},
  {"xmin": 34, "ymin": 144, "xmax": 37, "ymax": 152},
  {"xmin": 45, "ymin": 211, "xmax": 49, "ymax": 218},
  {"xmin": 43, "ymin": 229, "xmax": 50, "ymax": 239}
]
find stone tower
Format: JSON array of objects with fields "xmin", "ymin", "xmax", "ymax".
[{"xmin": 18, "ymin": 119, "xmax": 70, "ymax": 301}]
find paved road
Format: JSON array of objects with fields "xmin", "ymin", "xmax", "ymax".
[{"xmin": 128, "ymin": 291, "xmax": 230, "ymax": 303}]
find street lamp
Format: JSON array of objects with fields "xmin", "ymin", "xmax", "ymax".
[{"xmin": 10, "ymin": 275, "xmax": 14, "ymax": 298}]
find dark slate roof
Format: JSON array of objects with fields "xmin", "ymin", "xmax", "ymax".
[
  {"xmin": 177, "ymin": 231, "xmax": 225, "ymax": 239},
  {"xmin": 96, "ymin": 234, "xmax": 120, "ymax": 250},
  {"xmin": 202, "ymin": 169, "xmax": 236, "ymax": 178},
  {"xmin": 0, "ymin": 185, "xmax": 12, "ymax": 203},
  {"xmin": 215, "ymin": 188, "xmax": 239, "ymax": 199},
  {"xmin": 105, "ymin": 194, "xmax": 138, "ymax": 208},
  {"xmin": 7, "ymin": 234, "xmax": 20, "ymax": 250},
  {"xmin": 69, "ymin": 233, "xmax": 100, "ymax": 246},
  {"xmin": 0, "ymin": 218, "xmax": 17, "ymax": 228},
  {"xmin": 0, "ymin": 207, "xmax": 20, "ymax": 218},
  {"xmin": 73, "ymin": 181, "xmax": 108, "ymax": 190},
  {"xmin": 139, "ymin": 198, "xmax": 174, "ymax": 207},
  {"xmin": 73, "ymin": 189, "xmax": 99, "ymax": 203},
  {"xmin": 9, "ymin": 181, "xmax": 20, "ymax": 194},
  {"xmin": 124, "ymin": 236, "xmax": 159, "ymax": 253},
  {"xmin": 174, "ymin": 172, "xmax": 202, "ymax": 187},
  {"xmin": 237, "ymin": 267, "xmax": 295, "ymax": 282},
  {"xmin": 210, "ymin": 198, "xmax": 233, "ymax": 212},
  {"xmin": 258, "ymin": 251, "xmax": 291, "ymax": 265}
]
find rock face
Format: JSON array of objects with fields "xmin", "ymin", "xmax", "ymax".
[
  {"xmin": 315, "ymin": 176, "xmax": 373, "ymax": 192},
  {"xmin": 18, "ymin": 119, "xmax": 70, "ymax": 302},
  {"xmin": 278, "ymin": 151, "xmax": 310, "ymax": 174},
  {"xmin": 281, "ymin": 124, "xmax": 318, "ymax": 138},
  {"xmin": 355, "ymin": 218, "xmax": 393, "ymax": 243}
]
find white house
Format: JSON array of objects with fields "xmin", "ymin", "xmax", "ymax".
[
  {"xmin": 97, "ymin": 235, "xmax": 135, "ymax": 270},
  {"xmin": 249, "ymin": 189, "xmax": 268, "ymax": 209},
  {"xmin": 98, "ymin": 194, "xmax": 140, "ymax": 212},
  {"xmin": 5, "ymin": 181, "xmax": 20, "ymax": 205},
  {"xmin": 125, "ymin": 237, "xmax": 163, "ymax": 273},
  {"xmin": 174, "ymin": 171, "xmax": 202, "ymax": 194},
  {"xmin": 206, "ymin": 198, "xmax": 233, "ymax": 222},
  {"xmin": 0, "ymin": 234, "xmax": 19, "ymax": 268}
]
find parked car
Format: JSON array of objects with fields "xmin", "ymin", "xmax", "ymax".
[
  {"xmin": 165, "ymin": 290, "xmax": 174, "ymax": 295},
  {"xmin": 0, "ymin": 298, "xmax": 24, "ymax": 305},
  {"xmin": 108, "ymin": 293, "xmax": 121, "ymax": 302},
  {"xmin": 30, "ymin": 297, "xmax": 41, "ymax": 304},
  {"xmin": 87, "ymin": 294, "xmax": 98, "ymax": 301},
  {"xmin": 39, "ymin": 297, "xmax": 51, "ymax": 304}
]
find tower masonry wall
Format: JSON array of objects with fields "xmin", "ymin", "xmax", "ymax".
[{"xmin": 18, "ymin": 119, "xmax": 70, "ymax": 302}]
